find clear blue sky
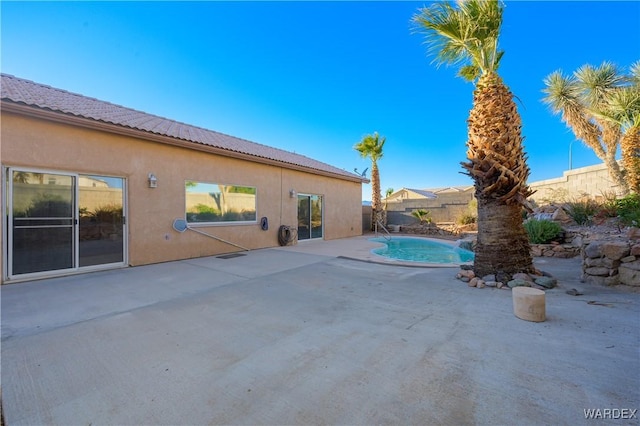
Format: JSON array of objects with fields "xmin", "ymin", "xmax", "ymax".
[{"xmin": 2, "ymin": 1, "xmax": 639, "ymax": 201}]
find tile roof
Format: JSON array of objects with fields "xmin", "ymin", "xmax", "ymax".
[
  {"xmin": 405, "ymin": 188, "xmax": 438, "ymax": 198},
  {"xmin": 1, "ymin": 73, "xmax": 364, "ymax": 182},
  {"xmin": 426, "ymin": 186, "xmax": 474, "ymax": 194}
]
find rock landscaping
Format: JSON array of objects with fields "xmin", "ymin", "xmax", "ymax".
[
  {"xmin": 452, "ymin": 202, "xmax": 640, "ymax": 289},
  {"xmin": 455, "ymin": 266, "xmax": 557, "ymax": 291},
  {"xmin": 581, "ymin": 228, "xmax": 640, "ymax": 286}
]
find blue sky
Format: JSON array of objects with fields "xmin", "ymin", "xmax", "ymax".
[{"xmin": 2, "ymin": 1, "xmax": 639, "ymax": 201}]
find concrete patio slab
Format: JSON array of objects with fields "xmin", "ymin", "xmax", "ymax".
[{"xmin": 2, "ymin": 236, "xmax": 639, "ymax": 425}]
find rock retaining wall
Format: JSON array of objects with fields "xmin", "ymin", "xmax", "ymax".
[{"xmin": 582, "ymin": 238, "xmax": 640, "ymax": 287}]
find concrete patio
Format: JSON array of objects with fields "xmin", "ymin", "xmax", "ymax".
[{"xmin": 2, "ymin": 236, "xmax": 639, "ymax": 425}]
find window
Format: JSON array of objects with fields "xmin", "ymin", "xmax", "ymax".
[{"xmin": 185, "ymin": 181, "xmax": 256, "ymax": 224}]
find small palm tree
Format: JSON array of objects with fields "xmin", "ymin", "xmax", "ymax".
[
  {"xmin": 354, "ymin": 132, "xmax": 386, "ymax": 231},
  {"xmin": 412, "ymin": 0, "xmax": 534, "ymax": 279},
  {"xmin": 382, "ymin": 187, "xmax": 394, "ymax": 225},
  {"xmin": 411, "ymin": 209, "xmax": 432, "ymax": 225},
  {"xmin": 543, "ymin": 62, "xmax": 631, "ymax": 195}
]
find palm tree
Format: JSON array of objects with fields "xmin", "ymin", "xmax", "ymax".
[
  {"xmin": 542, "ymin": 62, "xmax": 630, "ymax": 195},
  {"xmin": 412, "ymin": 0, "xmax": 534, "ymax": 279},
  {"xmin": 383, "ymin": 187, "xmax": 394, "ymax": 225},
  {"xmin": 354, "ymin": 132, "xmax": 386, "ymax": 231},
  {"xmin": 411, "ymin": 209, "xmax": 432, "ymax": 225}
]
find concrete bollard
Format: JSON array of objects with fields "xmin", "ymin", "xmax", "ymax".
[{"xmin": 512, "ymin": 286, "xmax": 546, "ymax": 322}]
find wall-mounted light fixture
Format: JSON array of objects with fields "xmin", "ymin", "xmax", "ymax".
[
  {"xmin": 289, "ymin": 189, "xmax": 297, "ymax": 198},
  {"xmin": 148, "ymin": 173, "xmax": 158, "ymax": 188}
]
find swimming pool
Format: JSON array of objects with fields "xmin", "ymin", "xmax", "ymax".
[{"xmin": 369, "ymin": 237, "xmax": 474, "ymax": 264}]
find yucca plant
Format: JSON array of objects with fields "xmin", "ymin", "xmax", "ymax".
[
  {"xmin": 543, "ymin": 61, "xmax": 638, "ymax": 195},
  {"xmin": 412, "ymin": 0, "xmax": 534, "ymax": 279}
]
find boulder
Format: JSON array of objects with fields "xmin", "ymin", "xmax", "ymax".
[
  {"xmin": 535, "ymin": 276, "xmax": 557, "ymax": 289},
  {"xmin": 459, "ymin": 269, "xmax": 475, "ymax": 279},
  {"xmin": 602, "ymin": 241, "xmax": 630, "ymax": 260},
  {"xmin": 584, "ymin": 241, "xmax": 605, "ymax": 258},
  {"xmin": 619, "ymin": 263, "xmax": 640, "ymax": 286},
  {"xmin": 551, "ymin": 207, "xmax": 572, "ymax": 224},
  {"xmin": 584, "ymin": 267, "xmax": 611, "ymax": 277},
  {"xmin": 507, "ymin": 279, "xmax": 530, "ymax": 288},
  {"xmin": 583, "ymin": 275, "xmax": 620, "ymax": 286},
  {"xmin": 512, "ymin": 273, "xmax": 533, "ymax": 282}
]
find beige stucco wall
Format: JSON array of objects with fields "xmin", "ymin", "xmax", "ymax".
[{"xmin": 1, "ymin": 111, "xmax": 362, "ymax": 279}]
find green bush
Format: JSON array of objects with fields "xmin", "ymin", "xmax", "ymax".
[
  {"xmin": 617, "ymin": 194, "xmax": 640, "ymax": 227},
  {"xmin": 524, "ymin": 219, "xmax": 563, "ymax": 244}
]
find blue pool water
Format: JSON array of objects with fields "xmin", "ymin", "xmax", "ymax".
[{"xmin": 370, "ymin": 237, "xmax": 474, "ymax": 264}]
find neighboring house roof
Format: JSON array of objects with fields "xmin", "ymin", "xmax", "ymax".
[
  {"xmin": 406, "ymin": 188, "xmax": 438, "ymax": 198},
  {"xmin": 427, "ymin": 186, "xmax": 474, "ymax": 194},
  {"xmin": 0, "ymin": 74, "xmax": 366, "ymax": 183},
  {"xmin": 386, "ymin": 188, "xmax": 438, "ymax": 200}
]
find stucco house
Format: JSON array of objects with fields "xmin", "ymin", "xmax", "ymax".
[{"xmin": 1, "ymin": 74, "xmax": 367, "ymax": 283}]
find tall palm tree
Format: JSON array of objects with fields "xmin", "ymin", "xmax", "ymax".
[
  {"xmin": 412, "ymin": 0, "xmax": 534, "ymax": 279},
  {"xmin": 543, "ymin": 62, "xmax": 630, "ymax": 195},
  {"xmin": 354, "ymin": 132, "xmax": 386, "ymax": 231}
]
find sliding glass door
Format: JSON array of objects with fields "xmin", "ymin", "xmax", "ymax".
[
  {"xmin": 297, "ymin": 194, "xmax": 323, "ymax": 241},
  {"xmin": 78, "ymin": 175, "xmax": 125, "ymax": 267},
  {"xmin": 10, "ymin": 171, "xmax": 76, "ymax": 275},
  {"xmin": 6, "ymin": 168, "xmax": 126, "ymax": 280}
]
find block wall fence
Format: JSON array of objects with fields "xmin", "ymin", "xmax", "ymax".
[{"xmin": 362, "ymin": 162, "xmax": 621, "ymax": 229}]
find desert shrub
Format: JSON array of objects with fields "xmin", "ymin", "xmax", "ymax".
[
  {"xmin": 617, "ymin": 194, "xmax": 640, "ymax": 227},
  {"xmin": 565, "ymin": 199, "xmax": 599, "ymax": 225},
  {"xmin": 188, "ymin": 203, "xmax": 220, "ymax": 222},
  {"xmin": 92, "ymin": 204, "xmax": 123, "ymax": 223},
  {"xmin": 594, "ymin": 191, "xmax": 620, "ymax": 220},
  {"xmin": 24, "ymin": 193, "xmax": 71, "ymax": 217},
  {"xmin": 458, "ymin": 214, "xmax": 476, "ymax": 225},
  {"xmin": 524, "ymin": 219, "xmax": 563, "ymax": 244},
  {"xmin": 457, "ymin": 199, "xmax": 477, "ymax": 225}
]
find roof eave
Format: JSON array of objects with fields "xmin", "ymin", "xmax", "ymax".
[{"xmin": 1, "ymin": 100, "xmax": 367, "ymax": 184}]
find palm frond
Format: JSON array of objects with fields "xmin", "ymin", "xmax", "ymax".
[
  {"xmin": 354, "ymin": 132, "xmax": 386, "ymax": 163},
  {"xmin": 458, "ymin": 64, "xmax": 481, "ymax": 81},
  {"xmin": 411, "ymin": 0, "xmax": 504, "ymax": 79}
]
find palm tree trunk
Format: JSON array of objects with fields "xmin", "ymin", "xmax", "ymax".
[
  {"xmin": 464, "ymin": 73, "xmax": 534, "ymax": 279},
  {"xmin": 621, "ymin": 127, "xmax": 640, "ymax": 194},
  {"xmin": 474, "ymin": 197, "xmax": 533, "ymax": 280},
  {"xmin": 370, "ymin": 161, "xmax": 382, "ymax": 230}
]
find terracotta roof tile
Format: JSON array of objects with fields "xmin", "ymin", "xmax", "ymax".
[{"xmin": 1, "ymin": 73, "xmax": 362, "ymax": 181}]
